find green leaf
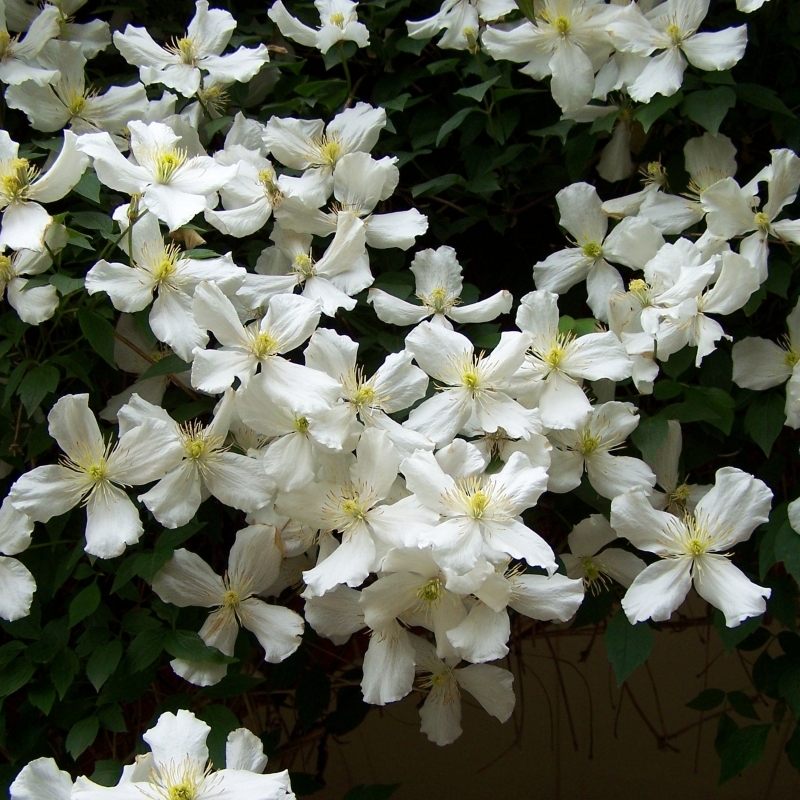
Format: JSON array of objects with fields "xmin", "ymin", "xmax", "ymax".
[
  {"xmin": 604, "ymin": 609, "xmax": 653, "ymax": 686},
  {"xmin": 66, "ymin": 716, "xmax": 100, "ymax": 759},
  {"xmin": 744, "ymin": 393, "xmax": 786, "ymax": 456},
  {"xmin": 631, "ymin": 414, "xmax": 669, "ymax": 463},
  {"xmin": 343, "ymin": 785, "xmax": 400, "ymax": 800},
  {"xmin": 86, "ymin": 639, "xmax": 123, "ymax": 691},
  {"xmin": 515, "ymin": 0, "xmax": 536, "ymax": 21},
  {"xmin": 50, "ymin": 274, "xmax": 84, "ymax": 296},
  {"xmin": 69, "ymin": 582, "xmax": 101, "ymax": 627},
  {"xmin": 0, "ymin": 658, "xmax": 35, "ymax": 697},
  {"xmin": 89, "ymin": 761, "xmax": 123, "ymax": 787},
  {"xmin": 717, "ymin": 722, "xmax": 771, "ymax": 784},
  {"xmin": 72, "ymin": 169, "xmax": 102, "ymax": 203},
  {"xmin": 589, "ymin": 110, "xmax": 619, "ymax": 135},
  {"xmin": 633, "ymin": 91, "xmax": 683, "ymax": 133},
  {"xmin": 65, "ymin": 228, "xmax": 94, "ymax": 251},
  {"xmin": 686, "ymin": 688, "xmax": 725, "ymax": 711},
  {"xmin": 164, "ymin": 631, "xmax": 237, "ymax": 665},
  {"xmin": 138, "ymin": 354, "xmax": 191, "ymax": 381},
  {"xmin": 78, "ymin": 309, "xmax": 117, "ymax": 368},
  {"xmin": 455, "ymin": 77, "xmax": 500, "ymax": 103},
  {"xmin": 395, "ymin": 35, "xmax": 427, "ymax": 55},
  {"xmin": 736, "ymin": 84, "xmax": 795, "ymax": 116},
  {"xmin": 727, "ymin": 691, "xmax": 760, "ymax": 720},
  {"xmin": 198, "ymin": 705, "xmax": 241, "ymax": 768},
  {"xmin": 713, "ymin": 610, "xmax": 762, "ymax": 654},
  {"xmin": 127, "ymin": 627, "xmax": 168, "ymax": 673},
  {"xmin": 18, "ymin": 364, "xmax": 59, "ymax": 416},
  {"xmin": 436, "ymin": 108, "xmax": 476, "ymax": 147},
  {"xmin": 682, "ymin": 87, "xmax": 736, "ymax": 135},
  {"xmin": 70, "ymin": 211, "xmax": 113, "ymax": 234},
  {"xmin": 529, "ymin": 119, "xmax": 574, "ymax": 143},
  {"xmin": 660, "ymin": 345, "xmax": 695, "ymax": 378},
  {"xmin": 28, "ymin": 683, "xmax": 56, "ymax": 714},
  {"xmin": 775, "ymin": 520, "xmax": 800, "ymax": 584},
  {"xmin": 381, "ymin": 93, "xmax": 411, "ymax": 111},
  {"xmin": 411, "ymin": 173, "xmax": 464, "ymax": 198}
]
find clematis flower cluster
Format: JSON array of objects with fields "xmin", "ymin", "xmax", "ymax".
[{"xmin": 0, "ymin": 0, "xmax": 790, "ymax": 776}]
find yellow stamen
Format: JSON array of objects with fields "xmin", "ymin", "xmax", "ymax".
[
  {"xmin": 330, "ymin": 11, "xmax": 345, "ymax": 26},
  {"xmin": 754, "ymin": 211, "xmax": 770, "ymax": 232},
  {"xmin": 154, "ymin": 149, "xmax": 187, "ymax": 183},
  {"xmin": 416, "ymin": 578, "xmax": 443, "ymax": 605},
  {"xmin": 582, "ymin": 241, "xmax": 603, "ymax": 260}
]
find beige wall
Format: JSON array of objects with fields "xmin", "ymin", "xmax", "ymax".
[{"xmin": 321, "ymin": 601, "xmax": 800, "ymax": 799}]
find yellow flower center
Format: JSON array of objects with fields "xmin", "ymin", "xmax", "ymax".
[
  {"xmin": 578, "ymin": 430, "xmax": 602, "ymax": 456},
  {"xmin": 87, "ymin": 461, "xmax": 108, "ymax": 482},
  {"xmin": 540, "ymin": 332, "xmax": 575, "ymax": 370},
  {"xmin": 198, "ymin": 84, "xmax": 228, "ymax": 112},
  {"xmin": 352, "ymin": 383, "xmax": 375, "ymax": 409},
  {"xmin": 168, "ymin": 783, "xmax": 197, "ymax": 800},
  {"xmin": 643, "ymin": 161, "xmax": 668, "ymax": 188},
  {"xmin": 426, "ymin": 286, "xmax": 451, "ymax": 315},
  {"xmin": 754, "ymin": 211, "xmax": 770, "ymax": 232},
  {"xmin": 175, "ymin": 37, "xmax": 197, "ymax": 65},
  {"xmin": 294, "ymin": 416, "xmax": 309, "ymax": 434},
  {"xmin": 341, "ymin": 497, "xmax": 366, "ymax": 521},
  {"xmin": 0, "ymin": 254, "xmax": 14, "ymax": 283},
  {"xmin": 666, "ymin": 23, "xmax": 682, "ymax": 45},
  {"xmin": 0, "ymin": 30, "xmax": 11, "ymax": 59},
  {"xmin": 250, "ymin": 330, "xmax": 279, "ymax": 359},
  {"xmin": 686, "ymin": 537, "xmax": 706, "ymax": 556},
  {"xmin": 293, "ymin": 252, "xmax": 315, "ymax": 281},
  {"xmin": 185, "ymin": 437, "xmax": 206, "ymax": 460},
  {"xmin": 1, "ymin": 158, "xmax": 38, "ymax": 202},
  {"xmin": 785, "ymin": 349, "xmax": 800, "ymax": 368},
  {"xmin": 417, "ymin": 578, "xmax": 443, "ymax": 605},
  {"xmin": 330, "ymin": 11, "xmax": 345, "ymax": 26},
  {"xmin": 581, "ymin": 556, "xmax": 601, "ymax": 582},
  {"xmin": 154, "ymin": 149, "xmax": 187, "ymax": 183},
  {"xmin": 222, "ymin": 589, "xmax": 240, "ymax": 610},
  {"xmin": 67, "ymin": 92, "xmax": 86, "ymax": 117},
  {"xmin": 467, "ymin": 489, "xmax": 490, "ymax": 519},
  {"xmin": 628, "ymin": 278, "xmax": 652, "ymax": 307},
  {"xmin": 582, "ymin": 241, "xmax": 603, "ymax": 260},
  {"xmin": 553, "ymin": 15, "xmax": 570, "ymax": 34},
  {"xmin": 317, "ymin": 137, "xmax": 342, "ymax": 168},
  {"xmin": 461, "ymin": 368, "xmax": 481, "ymax": 391}
]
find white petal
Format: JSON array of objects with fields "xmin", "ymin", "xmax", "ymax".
[
  {"xmin": 361, "ymin": 621, "xmax": 415, "ymax": 705},
  {"xmin": 693, "ymin": 555, "xmax": 769, "ymax": 627},
  {"xmin": 629, "ymin": 47, "xmax": 686, "ymax": 103},
  {"xmin": 447, "ymin": 602, "xmax": 509, "ymax": 663},
  {"xmin": 732, "ymin": 337, "xmax": 790, "ymax": 390},
  {"xmin": 84, "ymin": 485, "xmax": 143, "ymax": 558},
  {"xmin": 681, "ymin": 26, "xmax": 747, "ymax": 71},
  {"xmin": 10, "ymin": 758, "xmax": 72, "ymax": 800},
  {"xmin": 143, "ymin": 709, "xmax": 210, "ymax": 771},
  {"xmin": 225, "ymin": 728, "xmax": 268, "ymax": 773},
  {"xmin": 621, "ymin": 557, "xmax": 692, "ymax": 623},
  {"xmin": 455, "ymin": 663, "xmax": 514, "ymax": 722},
  {"xmin": 151, "ymin": 548, "xmax": 225, "ymax": 607},
  {"xmin": 239, "ymin": 598, "xmax": 304, "ymax": 662},
  {"xmin": 0, "ymin": 557, "xmax": 36, "ymax": 621},
  {"xmin": 509, "ymin": 573, "xmax": 584, "ymax": 622}
]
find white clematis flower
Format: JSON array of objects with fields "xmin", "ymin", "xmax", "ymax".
[
  {"xmin": 85, "ymin": 212, "xmax": 245, "ymax": 361},
  {"xmin": 408, "ymin": 0, "xmax": 517, "ymax": 51},
  {"xmin": 606, "ymin": 0, "xmax": 747, "ymax": 103},
  {"xmin": 547, "ymin": 401, "xmax": 657, "ymax": 499},
  {"xmin": 114, "ymin": 0, "xmax": 269, "ymax": 97},
  {"xmin": 268, "ymin": 0, "xmax": 370, "ymax": 54},
  {"xmin": 0, "ymin": 129, "xmax": 87, "ymax": 250},
  {"xmin": 401, "ymin": 446, "xmax": 555, "ymax": 575},
  {"xmin": 73, "ymin": 710, "xmax": 295, "ymax": 799},
  {"xmin": 611, "ymin": 467, "xmax": 772, "ymax": 628},
  {"xmin": 560, "ymin": 513, "xmax": 646, "ymax": 590},
  {"xmin": 119, "ymin": 391, "xmax": 275, "ymax": 529},
  {"xmin": 10, "ymin": 756, "xmax": 73, "ymax": 800},
  {"xmin": 369, "ymin": 245, "xmax": 512, "ymax": 329},
  {"xmin": 9, "ymin": 393, "xmax": 182, "ymax": 558},
  {"xmin": 77, "ymin": 120, "xmax": 238, "ymax": 231},
  {"xmin": 5, "ymin": 40, "xmax": 148, "ymax": 136},
  {"xmin": 404, "ymin": 321, "xmax": 538, "ymax": 447},
  {"xmin": 0, "ymin": 497, "xmax": 36, "ymax": 621},
  {"xmin": 732, "ymin": 300, "xmax": 800, "ymax": 428},
  {"xmin": 0, "ymin": 2, "xmax": 61, "ymax": 86},
  {"xmin": 152, "ymin": 526, "xmax": 304, "ymax": 686},
  {"xmin": 410, "ymin": 635, "xmax": 515, "ymax": 746},
  {"xmin": 514, "ymin": 290, "xmax": 633, "ymax": 430}
]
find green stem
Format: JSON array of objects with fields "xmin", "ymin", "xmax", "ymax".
[{"xmin": 338, "ymin": 41, "xmax": 352, "ymax": 97}]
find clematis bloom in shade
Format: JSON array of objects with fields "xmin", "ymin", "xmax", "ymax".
[
  {"xmin": 114, "ymin": 0, "xmax": 270, "ymax": 97},
  {"xmin": 151, "ymin": 525, "xmax": 304, "ymax": 686},
  {"xmin": 268, "ymin": 0, "xmax": 369, "ymax": 54},
  {"xmin": 72, "ymin": 710, "xmax": 295, "ymax": 799},
  {"xmin": 611, "ymin": 467, "xmax": 772, "ymax": 628},
  {"xmin": 8, "ymin": 394, "xmax": 182, "ymax": 558}
]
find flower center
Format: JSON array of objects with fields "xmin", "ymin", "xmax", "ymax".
[
  {"xmin": 67, "ymin": 92, "xmax": 86, "ymax": 117},
  {"xmin": 785, "ymin": 349, "xmax": 800, "ymax": 368},
  {"xmin": 578, "ymin": 430, "xmax": 602, "ymax": 455},
  {"xmin": 754, "ymin": 211, "xmax": 770, "ymax": 232},
  {"xmin": 0, "ymin": 254, "xmax": 14, "ymax": 283},
  {"xmin": 666, "ymin": 23, "xmax": 682, "ymax": 45},
  {"xmin": 87, "ymin": 461, "xmax": 108, "ymax": 482},
  {"xmin": 175, "ymin": 36, "xmax": 197, "ymax": 65},
  {"xmin": 294, "ymin": 416, "xmax": 309, "ymax": 434},
  {"xmin": 222, "ymin": 589, "xmax": 240, "ymax": 610},
  {"xmin": 461, "ymin": 367, "xmax": 481, "ymax": 390},
  {"xmin": 0, "ymin": 157, "xmax": 38, "ymax": 202},
  {"xmin": 553, "ymin": 15, "xmax": 570, "ymax": 35},
  {"xmin": 539, "ymin": 331, "xmax": 575, "ymax": 370},
  {"xmin": 417, "ymin": 578, "xmax": 443, "ymax": 605},
  {"xmin": 0, "ymin": 30, "xmax": 12, "ymax": 59},
  {"xmin": 168, "ymin": 783, "xmax": 197, "ymax": 800},
  {"xmin": 180, "ymin": 422, "xmax": 225, "ymax": 467},
  {"xmin": 582, "ymin": 241, "xmax": 603, "ymax": 260},
  {"xmin": 250, "ymin": 330, "xmax": 280, "ymax": 359},
  {"xmin": 293, "ymin": 252, "xmax": 315, "ymax": 281},
  {"xmin": 426, "ymin": 286, "xmax": 451, "ymax": 315},
  {"xmin": 352, "ymin": 383, "xmax": 375, "ymax": 409},
  {"xmin": 643, "ymin": 161, "xmax": 668, "ymax": 188},
  {"xmin": 317, "ymin": 137, "xmax": 342, "ymax": 168},
  {"xmin": 154, "ymin": 149, "xmax": 187, "ymax": 183},
  {"xmin": 341, "ymin": 497, "xmax": 366, "ymax": 521},
  {"xmin": 329, "ymin": 11, "xmax": 345, "ymax": 26},
  {"xmin": 628, "ymin": 278, "xmax": 652, "ymax": 307},
  {"xmin": 581, "ymin": 556, "xmax": 601, "ymax": 582}
]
